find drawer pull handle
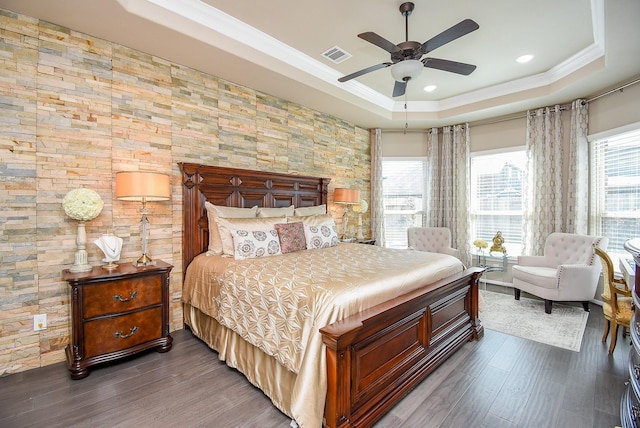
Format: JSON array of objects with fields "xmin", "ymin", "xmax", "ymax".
[
  {"xmin": 113, "ymin": 290, "xmax": 138, "ymax": 303},
  {"xmin": 113, "ymin": 326, "xmax": 138, "ymax": 339}
]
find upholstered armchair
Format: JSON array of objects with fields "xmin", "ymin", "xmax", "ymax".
[
  {"xmin": 407, "ymin": 227, "xmax": 459, "ymax": 259},
  {"xmin": 511, "ymin": 233, "xmax": 608, "ymax": 314}
]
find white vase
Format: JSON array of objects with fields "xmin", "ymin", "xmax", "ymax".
[{"xmin": 69, "ymin": 222, "xmax": 93, "ymax": 273}]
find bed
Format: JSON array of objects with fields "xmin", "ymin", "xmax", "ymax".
[{"xmin": 178, "ymin": 162, "xmax": 484, "ymax": 428}]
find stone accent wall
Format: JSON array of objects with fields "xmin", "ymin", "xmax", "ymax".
[{"xmin": 0, "ymin": 9, "xmax": 371, "ymax": 375}]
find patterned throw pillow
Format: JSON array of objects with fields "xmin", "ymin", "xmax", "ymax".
[
  {"xmin": 216, "ymin": 216, "xmax": 287, "ymax": 256},
  {"xmin": 230, "ymin": 229, "xmax": 282, "ymax": 260},
  {"xmin": 304, "ymin": 221, "xmax": 339, "ymax": 249},
  {"xmin": 275, "ymin": 222, "xmax": 307, "ymax": 254}
]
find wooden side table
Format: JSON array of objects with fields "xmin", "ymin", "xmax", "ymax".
[{"xmin": 63, "ymin": 260, "xmax": 173, "ymax": 379}]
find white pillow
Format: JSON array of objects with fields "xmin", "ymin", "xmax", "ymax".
[
  {"xmin": 288, "ymin": 213, "xmax": 334, "ymax": 226},
  {"xmin": 205, "ymin": 202, "xmax": 257, "ymax": 255},
  {"xmin": 216, "ymin": 216, "xmax": 287, "ymax": 256},
  {"xmin": 231, "ymin": 229, "xmax": 282, "ymax": 260},
  {"xmin": 257, "ymin": 205, "xmax": 294, "ymax": 218},
  {"xmin": 304, "ymin": 219, "xmax": 339, "ymax": 249},
  {"xmin": 293, "ymin": 204, "xmax": 326, "ymax": 216}
]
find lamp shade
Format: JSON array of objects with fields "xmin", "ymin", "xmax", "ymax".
[
  {"xmin": 333, "ymin": 188, "xmax": 360, "ymax": 204},
  {"xmin": 115, "ymin": 171, "xmax": 170, "ymax": 202},
  {"xmin": 390, "ymin": 59, "xmax": 423, "ymax": 82}
]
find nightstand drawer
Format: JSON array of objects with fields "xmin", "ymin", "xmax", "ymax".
[
  {"xmin": 84, "ymin": 306, "xmax": 163, "ymax": 358},
  {"xmin": 83, "ymin": 275, "xmax": 162, "ymax": 319}
]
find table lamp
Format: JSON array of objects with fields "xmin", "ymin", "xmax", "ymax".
[
  {"xmin": 333, "ymin": 188, "xmax": 360, "ymax": 240},
  {"xmin": 115, "ymin": 171, "xmax": 170, "ymax": 267}
]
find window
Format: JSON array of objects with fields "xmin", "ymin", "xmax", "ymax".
[
  {"xmin": 470, "ymin": 148, "xmax": 526, "ymax": 256},
  {"xmin": 382, "ymin": 159, "xmax": 427, "ymax": 248},
  {"xmin": 590, "ymin": 128, "xmax": 640, "ymax": 258}
]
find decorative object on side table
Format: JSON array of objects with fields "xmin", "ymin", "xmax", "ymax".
[
  {"xmin": 473, "ymin": 239, "xmax": 488, "ymax": 253},
  {"xmin": 489, "ymin": 231, "xmax": 507, "ymax": 255},
  {"xmin": 94, "ymin": 233, "xmax": 123, "ymax": 270},
  {"xmin": 62, "ymin": 188, "xmax": 104, "ymax": 273},
  {"xmin": 115, "ymin": 171, "xmax": 171, "ymax": 267},
  {"xmin": 352, "ymin": 199, "xmax": 369, "ymax": 240},
  {"xmin": 333, "ymin": 187, "xmax": 360, "ymax": 240}
]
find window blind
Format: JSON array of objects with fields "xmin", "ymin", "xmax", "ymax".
[
  {"xmin": 470, "ymin": 149, "xmax": 526, "ymax": 255},
  {"xmin": 382, "ymin": 160, "xmax": 427, "ymax": 248},
  {"xmin": 590, "ymin": 129, "xmax": 640, "ymax": 256}
]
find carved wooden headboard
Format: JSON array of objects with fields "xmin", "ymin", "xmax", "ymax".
[{"xmin": 178, "ymin": 163, "xmax": 331, "ymax": 272}]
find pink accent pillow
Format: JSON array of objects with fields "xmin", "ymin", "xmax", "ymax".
[{"xmin": 275, "ymin": 222, "xmax": 307, "ymax": 254}]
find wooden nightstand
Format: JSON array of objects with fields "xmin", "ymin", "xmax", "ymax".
[{"xmin": 63, "ymin": 260, "xmax": 173, "ymax": 379}]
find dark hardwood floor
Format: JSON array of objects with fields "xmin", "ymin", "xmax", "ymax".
[{"xmin": 0, "ymin": 298, "xmax": 627, "ymax": 428}]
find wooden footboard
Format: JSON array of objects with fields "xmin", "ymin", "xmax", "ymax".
[{"xmin": 320, "ymin": 267, "xmax": 484, "ymax": 428}]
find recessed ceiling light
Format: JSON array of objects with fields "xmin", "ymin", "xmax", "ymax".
[
  {"xmin": 423, "ymin": 85, "xmax": 437, "ymax": 92},
  {"xmin": 516, "ymin": 54, "xmax": 534, "ymax": 64}
]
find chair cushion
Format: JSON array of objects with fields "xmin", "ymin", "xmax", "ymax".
[
  {"xmin": 602, "ymin": 297, "xmax": 634, "ymax": 321},
  {"xmin": 511, "ymin": 265, "xmax": 558, "ymax": 289}
]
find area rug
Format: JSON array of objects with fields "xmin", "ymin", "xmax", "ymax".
[{"xmin": 479, "ymin": 290, "xmax": 589, "ymax": 352}]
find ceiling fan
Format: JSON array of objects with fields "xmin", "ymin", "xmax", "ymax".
[{"xmin": 338, "ymin": 2, "xmax": 479, "ymax": 97}]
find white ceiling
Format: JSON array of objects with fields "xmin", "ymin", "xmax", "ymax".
[{"xmin": 1, "ymin": 0, "xmax": 639, "ymax": 130}]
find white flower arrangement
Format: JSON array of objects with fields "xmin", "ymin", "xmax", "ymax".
[
  {"xmin": 62, "ymin": 188, "xmax": 104, "ymax": 222},
  {"xmin": 352, "ymin": 199, "xmax": 369, "ymax": 214},
  {"xmin": 473, "ymin": 239, "xmax": 488, "ymax": 250}
]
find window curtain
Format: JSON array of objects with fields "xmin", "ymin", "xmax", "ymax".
[
  {"xmin": 565, "ymin": 99, "xmax": 589, "ymax": 234},
  {"xmin": 523, "ymin": 105, "xmax": 563, "ymax": 255},
  {"xmin": 425, "ymin": 124, "xmax": 471, "ymax": 264},
  {"xmin": 370, "ymin": 128, "xmax": 385, "ymax": 246}
]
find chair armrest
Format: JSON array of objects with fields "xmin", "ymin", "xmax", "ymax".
[
  {"xmin": 443, "ymin": 247, "xmax": 460, "ymax": 258},
  {"xmin": 612, "ymin": 277, "xmax": 632, "ymax": 297},
  {"xmin": 557, "ymin": 264, "xmax": 598, "ymax": 288},
  {"xmin": 517, "ymin": 255, "xmax": 546, "ymax": 266}
]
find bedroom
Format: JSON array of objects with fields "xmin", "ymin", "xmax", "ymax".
[{"xmin": 1, "ymin": 0, "xmax": 639, "ymax": 427}]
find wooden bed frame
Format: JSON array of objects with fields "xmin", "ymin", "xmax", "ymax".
[{"xmin": 179, "ymin": 162, "xmax": 484, "ymax": 428}]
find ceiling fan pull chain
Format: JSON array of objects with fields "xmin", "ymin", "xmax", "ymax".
[{"xmin": 404, "ymin": 93, "xmax": 408, "ymax": 133}]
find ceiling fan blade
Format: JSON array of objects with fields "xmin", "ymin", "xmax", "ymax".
[
  {"xmin": 422, "ymin": 57, "xmax": 477, "ymax": 75},
  {"xmin": 422, "ymin": 19, "xmax": 479, "ymax": 53},
  {"xmin": 338, "ymin": 62, "xmax": 392, "ymax": 82},
  {"xmin": 358, "ymin": 32, "xmax": 402, "ymax": 54},
  {"xmin": 392, "ymin": 80, "xmax": 407, "ymax": 97}
]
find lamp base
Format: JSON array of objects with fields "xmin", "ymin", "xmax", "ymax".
[{"xmin": 134, "ymin": 253, "xmax": 155, "ymax": 267}]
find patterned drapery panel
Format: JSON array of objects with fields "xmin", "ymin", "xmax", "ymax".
[
  {"xmin": 425, "ymin": 125, "xmax": 471, "ymax": 265},
  {"xmin": 523, "ymin": 105, "xmax": 564, "ymax": 255},
  {"xmin": 370, "ymin": 128, "xmax": 385, "ymax": 247},
  {"xmin": 566, "ymin": 100, "xmax": 589, "ymax": 234}
]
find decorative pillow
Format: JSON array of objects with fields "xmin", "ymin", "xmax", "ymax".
[
  {"xmin": 293, "ymin": 204, "xmax": 326, "ymax": 216},
  {"xmin": 205, "ymin": 202, "xmax": 257, "ymax": 255},
  {"xmin": 216, "ymin": 216, "xmax": 287, "ymax": 256},
  {"xmin": 288, "ymin": 213, "xmax": 334, "ymax": 226},
  {"xmin": 257, "ymin": 205, "xmax": 295, "ymax": 218},
  {"xmin": 275, "ymin": 222, "xmax": 307, "ymax": 254},
  {"xmin": 304, "ymin": 220, "xmax": 339, "ymax": 249},
  {"xmin": 231, "ymin": 229, "xmax": 282, "ymax": 260}
]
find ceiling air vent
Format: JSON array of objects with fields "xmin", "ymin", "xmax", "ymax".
[{"xmin": 322, "ymin": 46, "xmax": 352, "ymax": 64}]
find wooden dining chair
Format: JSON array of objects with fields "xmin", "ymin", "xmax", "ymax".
[{"xmin": 594, "ymin": 246, "xmax": 633, "ymax": 354}]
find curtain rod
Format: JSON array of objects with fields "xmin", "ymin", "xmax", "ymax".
[
  {"xmin": 383, "ymin": 77, "xmax": 640, "ymax": 130},
  {"xmin": 582, "ymin": 77, "xmax": 640, "ymax": 104}
]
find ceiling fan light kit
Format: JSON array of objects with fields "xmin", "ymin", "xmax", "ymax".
[
  {"xmin": 338, "ymin": 2, "xmax": 479, "ymax": 98},
  {"xmin": 390, "ymin": 60, "xmax": 423, "ymax": 82}
]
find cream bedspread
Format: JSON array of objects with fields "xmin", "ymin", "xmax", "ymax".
[{"xmin": 182, "ymin": 243, "xmax": 464, "ymax": 427}]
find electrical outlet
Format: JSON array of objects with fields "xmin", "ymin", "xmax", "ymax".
[{"xmin": 34, "ymin": 314, "xmax": 47, "ymax": 331}]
